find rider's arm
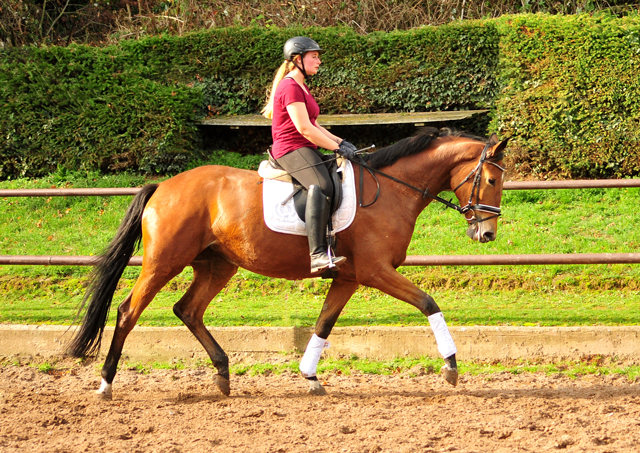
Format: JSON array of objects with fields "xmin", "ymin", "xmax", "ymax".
[
  {"xmin": 286, "ymin": 102, "xmax": 340, "ymax": 151},
  {"xmin": 315, "ymin": 121, "xmax": 343, "ymax": 145}
]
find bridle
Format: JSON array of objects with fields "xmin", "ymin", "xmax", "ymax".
[
  {"xmin": 451, "ymin": 143, "xmax": 506, "ymax": 224},
  {"xmin": 356, "ymin": 143, "xmax": 505, "ymax": 225}
]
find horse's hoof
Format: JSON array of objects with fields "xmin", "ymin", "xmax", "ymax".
[
  {"xmin": 307, "ymin": 379, "xmax": 327, "ymax": 396},
  {"xmin": 95, "ymin": 387, "xmax": 112, "ymax": 400},
  {"xmin": 213, "ymin": 374, "xmax": 231, "ymax": 396},
  {"xmin": 95, "ymin": 379, "xmax": 113, "ymax": 400},
  {"xmin": 441, "ymin": 365, "xmax": 458, "ymax": 387}
]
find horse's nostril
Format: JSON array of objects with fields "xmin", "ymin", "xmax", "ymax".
[{"xmin": 482, "ymin": 231, "xmax": 496, "ymax": 242}]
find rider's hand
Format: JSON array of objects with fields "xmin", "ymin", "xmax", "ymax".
[{"xmin": 336, "ymin": 140, "xmax": 358, "ymax": 159}]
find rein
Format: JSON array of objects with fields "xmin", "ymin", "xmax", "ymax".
[{"xmin": 355, "ymin": 143, "xmax": 505, "ymax": 225}]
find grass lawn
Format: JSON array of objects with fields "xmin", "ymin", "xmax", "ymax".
[
  {"xmin": 1, "ymin": 160, "xmax": 639, "ymax": 327},
  {"xmin": 7, "ymin": 350, "xmax": 640, "ymax": 382},
  {"xmin": 2, "ymin": 270, "xmax": 639, "ymax": 327}
]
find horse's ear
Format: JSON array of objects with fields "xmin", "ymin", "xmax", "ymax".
[
  {"xmin": 487, "ymin": 136, "xmax": 510, "ymax": 159},
  {"xmin": 488, "ymin": 133, "xmax": 499, "ymax": 146}
]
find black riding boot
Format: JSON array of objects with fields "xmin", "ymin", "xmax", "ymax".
[{"xmin": 306, "ymin": 185, "xmax": 347, "ymax": 273}]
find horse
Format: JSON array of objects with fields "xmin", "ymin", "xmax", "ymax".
[{"xmin": 67, "ymin": 126, "xmax": 508, "ymax": 399}]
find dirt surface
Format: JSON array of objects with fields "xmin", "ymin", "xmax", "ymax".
[{"xmin": 1, "ymin": 357, "xmax": 640, "ymax": 453}]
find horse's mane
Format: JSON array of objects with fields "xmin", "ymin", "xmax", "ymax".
[{"xmin": 362, "ymin": 127, "xmax": 499, "ymax": 170}]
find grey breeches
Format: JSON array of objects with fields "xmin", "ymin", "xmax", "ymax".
[{"xmin": 275, "ymin": 147, "xmax": 333, "ymax": 197}]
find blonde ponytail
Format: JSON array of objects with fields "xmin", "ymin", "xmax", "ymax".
[{"xmin": 261, "ymin": 60, "xmax": 296, "ymax": 119}]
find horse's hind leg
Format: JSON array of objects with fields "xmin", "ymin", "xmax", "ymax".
[
  {"xmin": 172, "ymin": 252, "xmax": 238, "ymax": 396},
  {"xmin": 300, "ymin": 279, "xmax": 359, "ymax": 395},
  {"xmin": 98, "ymin": 264, "xmax": 183, "ymax": 399}
]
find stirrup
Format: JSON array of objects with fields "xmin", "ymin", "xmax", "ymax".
[{"xmin": 310, "ymin": 253, "xmax": 346, "ymax": 273}]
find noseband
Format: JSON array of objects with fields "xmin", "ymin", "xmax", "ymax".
[
  {"xmin": 357, "ymin": 143, "xmax": 505, "ymax": 225},
  {"xmin": 451, "ymin": 143, "xmax": 506, "ymax": 225}
]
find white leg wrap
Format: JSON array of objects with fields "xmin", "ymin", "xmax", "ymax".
[
  {"xmin": 96, "ymin": 378, "xmax": 112, "ymax": 399},
  {"xmin": 299, "ymin": 334, "xmax": 330, "ymax": 378},
  {"xmin": 428, "ymin": 312, "xmax": 457, "ymax": 358}
]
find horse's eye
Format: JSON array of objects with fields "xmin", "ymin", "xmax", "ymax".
[{"xmin": 488, "ymin": 178, "xmax": 496, "ymax": 186}]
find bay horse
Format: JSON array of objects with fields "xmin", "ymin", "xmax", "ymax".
[{"xmin": 67, "ymin": 127, "xmax": 508, "ymax": 399}]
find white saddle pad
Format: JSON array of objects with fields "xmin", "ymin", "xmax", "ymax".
[{"xmin": 261, "ymin": 160, "xmax": 357, "ymax": 236}]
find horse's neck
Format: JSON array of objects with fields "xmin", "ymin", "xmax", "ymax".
[{"xmin": 390, "ymin": 147, "xmax": 459, "ymax": 199}]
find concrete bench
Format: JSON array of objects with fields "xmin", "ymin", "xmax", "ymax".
[{"xmin": 197, "ymin": 110, "xmax": 489, "ymax": 129}]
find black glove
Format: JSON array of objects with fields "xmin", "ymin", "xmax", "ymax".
[{"xmin": 337, "ymin": 140, "xmax": 358, "ymax": 159}]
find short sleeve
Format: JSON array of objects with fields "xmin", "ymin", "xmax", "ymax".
[{"xmin": 279, "ymin": 80, "xmax": 306, "ymax": 108}]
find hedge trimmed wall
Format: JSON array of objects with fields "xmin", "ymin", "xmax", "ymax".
[
  {"xmin": 101, "ymin": 24, "xmax": 500, "ymax": 114},
  {"xmin": 1, "ymin": 14, "xmax": 639, "ymax": 179},
  {"xmin": 0, "ymin": 44, "xmax": 202, "ymax": 178},
  {"xmin": 493, "ymin": 14, "xmax": 640, "ymax": 179}
]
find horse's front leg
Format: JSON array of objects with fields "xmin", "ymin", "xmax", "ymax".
[
  {"xmin": 300, "ymin": 279, "xmax": 359, "ymax": 395},
  {"xmin": 361, "ymin": 267, "xmax": 458, "ymax": 386}
]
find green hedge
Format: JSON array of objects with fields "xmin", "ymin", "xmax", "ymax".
[
  {"xmin": 113, "ymin": 24, "xmax": 500, "ymax": 114},
  {"xmin": 493, "ymin": 13, "xmax": 640, "ymax": 179},
  {"xmin": 0, "ymin": 45, "xmax": 202, "ymax": 177},
  {"xmin": 2, "ymin": 14, "xmax": 640, "ymax": 179},
  {"xmin": 0, "ymin": 25, "xmax": 499, "ymax": 178}
]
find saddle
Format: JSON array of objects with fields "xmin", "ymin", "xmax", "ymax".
[
  {"xmin": 259, "ymin": 158, "xmax": 356, "ymax": 237},
  {"xmin": 259, "ymin": 155, "xmax": 356, "ymax": 279},
  {"xmin": 260, "ymin": 152, "xmax": 345, "ymax": 222}
]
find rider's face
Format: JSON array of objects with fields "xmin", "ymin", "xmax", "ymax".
[{"xmin": 300, "ymin": 51, "xmax": 321, "ymax": 75}]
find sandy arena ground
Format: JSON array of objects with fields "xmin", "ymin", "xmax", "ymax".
[{"xmin": 1, "ymin": 356, "xmax": 639, "ymax": 453}]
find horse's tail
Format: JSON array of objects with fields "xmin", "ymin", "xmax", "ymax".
[{"xmin": 66, "ymin": 184, "xmax": 159, "ymax": 358}]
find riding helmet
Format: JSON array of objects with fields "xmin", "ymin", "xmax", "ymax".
[{"xmin": 283, "ymin": 36, "xmax": 323, "ymax": 61}]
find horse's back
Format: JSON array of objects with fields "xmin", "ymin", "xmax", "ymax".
[
  {"xmin": 141, "ymin": 164, "xmax": 313, "ymax": 278},
  {"xmin": 141, "ymin": 165, "xmax": 278, "ymax": 259},
  {"xmin": 159, "ymin": 165, "xmax": 258, "ymax": 190},
  {"xmin": 149, "ymin": 165, "xmax": 257, "ymax": 206}
]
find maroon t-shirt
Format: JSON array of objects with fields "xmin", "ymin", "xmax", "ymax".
[{"xmin": 271, "ymin": 78, "xmax": 320, "ymax": 159}]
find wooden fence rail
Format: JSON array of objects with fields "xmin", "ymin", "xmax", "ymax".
[
  {"xmin": 1, "ymin": 178, "xmax": 638, "ymax": 267},
  {"xmin": 1, "ymin": 253, "xmax": 640, "ymax": 267},
  {"xmin": 1, "ymin": 178, "xmax": 640, "ymax": 198}
]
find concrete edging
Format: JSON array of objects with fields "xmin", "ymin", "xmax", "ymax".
[{"xmin": 1, "ymin": 325, "xmax": 639, "ymax": 362}]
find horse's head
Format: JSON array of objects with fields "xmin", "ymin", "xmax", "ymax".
[{"xmin": 450, "ymin": 133, "xmax": 509, "ymax": 243}]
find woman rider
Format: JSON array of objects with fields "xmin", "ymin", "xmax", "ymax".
[{"xmin": 261, "ymin": 36, "xmax": 358, "ymax": 274}]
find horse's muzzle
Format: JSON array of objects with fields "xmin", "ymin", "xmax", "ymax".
[{"xmin": 466, "ymin": 224, "xmax": 496, "ymax": 243}]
